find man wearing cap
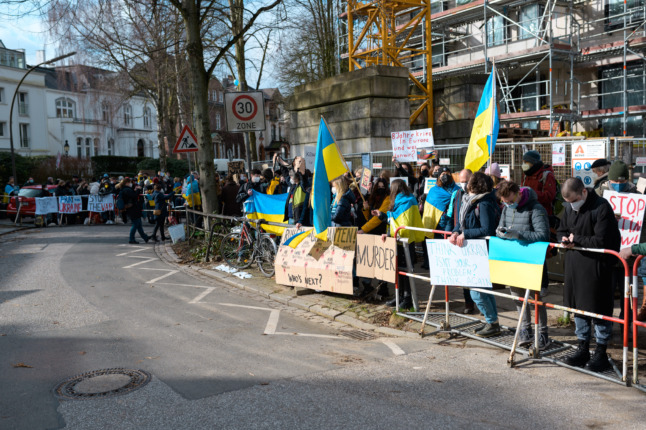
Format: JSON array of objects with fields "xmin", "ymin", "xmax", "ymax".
[
  {"xmin": 591, "ymin": 159, "xmax": 611, "ymax": 195},
  {"xmin": 521, "ymin": 150, "xmax": 557, "ymax": 217},
  {"xmin": 597, "ymin": 160, "xmax": 636, "ymax": 195}
]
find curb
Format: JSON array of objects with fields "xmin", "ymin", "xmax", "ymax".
[
  {"xmin": 0, "ymin": 225, "xmax": 33, "ymax": 237},
  {"xmin": 158, "ymin": 241, "xmax": 422, "ymax": 340}
]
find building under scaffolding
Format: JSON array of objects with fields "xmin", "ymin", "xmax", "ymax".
[{"xmin": 338, "ymin": 0, "xmax": 646, "ymax": 140}]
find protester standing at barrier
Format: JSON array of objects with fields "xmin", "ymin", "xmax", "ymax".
[
  {"xmin": 558, "ymin": 177, "xmax": 620, "ymax": 372},
  {"xmin": 591, "ymin": 159, "xmax": 611, "ymax": 196},
  {"xmin": 620, "ymin": 244, "xmax": 646, "ymax": 321},
  {"xmin": 221, "ymin": 175, "xmax": 242, "ymax": 217},
  {"xmin": 76, "ymin": 180, "xmax": 90, "ymax": 224},
  {"xmin": 286, "ymin": 170, "xmax": 310, "ymax": 226},
  {"xmin": 496, "ymin": 181, "xmax": 551, "ymax": 349},
  {"xmin": 521, "ymin": 150, "xmax": 557, "ymax": 217},
  {"xmin": 151, "ymin": 184, "xmax": 174, "ymax": 242},
  {"xmin": 236, "ymin": 169, "xmax": 264, "ymax": 214},
  {"xmin": 449, "ymin": 172, "xmax": 501, "ymax": 337},
  {"xmin": 330, "ymin": 177, "xmax": 356, "ymax": 227},
  {"xmin": 119, "ymin": 177, "xmax": 151, "ymax": 244},
  {"xmin": 4, "ymin": 176, "xmax": 17, "ymax": 202},
  {"xmin": 392, "ymin": 156, "xmax": 417, "ymax": 191}
]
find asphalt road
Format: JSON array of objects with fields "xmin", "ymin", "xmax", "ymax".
[{"xmin": 1, "ymin": 225, "xmax": 646, "ymax": 429}]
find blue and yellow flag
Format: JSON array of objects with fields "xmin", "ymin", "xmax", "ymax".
[
  {"xmin": 312, "ymin": 118, "xmax": 348, "ymax": 241},
  {"xmin": 464, "ymin": 70, "xmax": 499, "ymax": 172},
  {"xmin": 387, "ymin": 194, "xmax": 426, "ymax": 243},
  {"xmin": 422, "ymin": 184, "xmax": 459, "ymax": 235},
  {"xmin": 488, "ymin": 237, "xmax": 549, "ymax": 291},
  {"xmin": 283, "ymin": 229, "xmax": 312, "ymax": 249},
  {"xmin": 247, "ymin": 190, "xmax": 288, "ymax": 236}
]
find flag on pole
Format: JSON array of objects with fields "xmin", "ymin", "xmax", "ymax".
[
  {"xmin": 464, "ymin": 69, "xmax": 499, "ymax": 172},
  {"xmin": 312, "ymin": 118, "xmax": 349, "ymax": 241}
]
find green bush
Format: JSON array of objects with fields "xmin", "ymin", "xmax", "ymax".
[
  {"xmin": 137, "ymin": 157, "xmax": 189, "ymax": 178},
  {"xmin": 91, "ymin": 156, "xmax": 145, "ymax": 176},
  {"xmin": 0, "ymin": 152, "xmax": 37, "ymax": 185}
]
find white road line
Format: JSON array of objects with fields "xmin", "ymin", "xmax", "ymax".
[
  {"xmin": 264, "ymin": 310, "xmax": 280, "ymax": 335},
  {"xmin": 154, "ymin": 282, "xmax": 214, "ymax": 288},
  {"xmin": 146, "ymin": 270, "xmax": 179, "ymax": 284},
  {"xmin": 218, "ymin": 302, "xmax": 273, "ymax": 312},
  {"xmin": 381, "ymin": 339, "xmax": 406, "ymax": 356},
  {"xmin": 123, "ymin": 258, "xmax": 158, "ymax": 268},
  {"xmin": 116, "ymin": 247, "xmax": 147, "ymax": 256},
  {"xmin": 189, "ymin": 287, "xmax": 216, "ymax": 304},
  {"xmin": 136, "ymin": 268, "xmax": 174, "ymax": 271}
]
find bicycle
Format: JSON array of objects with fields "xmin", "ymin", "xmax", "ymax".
[{"xmin": 220, "ymin": 217, "xmax": 278, "ymax": 277}]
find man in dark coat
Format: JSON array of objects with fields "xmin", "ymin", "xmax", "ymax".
[
  {"xmin": 120, "ymin": 178, "xmax": 151, "ymax": 244},
  {"xmin": 557, "ymin": 177, "xmax": 620, "ymax": 372}
]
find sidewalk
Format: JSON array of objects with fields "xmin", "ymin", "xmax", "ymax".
[{"xmin": 0, "ymin": 219, "xmax": 32, "ymax": 236}]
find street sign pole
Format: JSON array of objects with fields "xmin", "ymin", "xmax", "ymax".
[{"xmin": 244, "ymin": 132, "xmax": 252, "ymax": 174}]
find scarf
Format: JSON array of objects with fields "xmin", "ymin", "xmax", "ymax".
[{"xmin": 459, "ymin": 193, "xmax": 488, "ymax": 231}]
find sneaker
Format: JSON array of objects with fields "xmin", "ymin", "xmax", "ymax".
[
  {"xmin": 129, "ymin": 240, "xmax": 139, "ymax": 244},
  {"xmin": 476, "ymin": 322, "xmax": 500, "ymax": 338},
  {"xmin": 563, "ymin": 340, "xmax": 590, "ymax": 368},
  {"xmin": 106, "ymin": 220, "xmax": 114, "ymax": 225},
  {"xmin": 517, "ymin": 328, "xmax": 533, "ymax": 347},
  {"xmin": 584, "ymin": 345, "xmax": 611, "ymax": 373},
  {"xmin": 538, "ymin": 333, "xmax": 551, "ymax": 351},
  {"xmin": 474, "ymin": 324, "xmax": 487, "ymax": 333}
]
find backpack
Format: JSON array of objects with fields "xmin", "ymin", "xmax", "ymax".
[{"xmin": 539, "ymin": 169, "xmax": 564, "ymax": 216}]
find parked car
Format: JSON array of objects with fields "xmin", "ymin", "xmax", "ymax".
[{"xmin": 7, "ymin": 185, "xmax": 58, "ymax": 218}]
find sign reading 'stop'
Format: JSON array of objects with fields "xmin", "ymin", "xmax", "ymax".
[{"xmin": 225, "ymin": 91, "xmax": 266, "ymax": 132}]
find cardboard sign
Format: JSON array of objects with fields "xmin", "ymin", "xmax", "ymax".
[
  {"xmin": 227, "ymin": 161, "xmax": 245, "ymax": 176},
  {"xmin": 572, "ymin": 141, "xmax": 605, "ymax": 187},
  {"xmin": 426, "ymin": 239, "xmax": 492, "ymax": 288},
  {"xmin": 35, "ymin": 197, "xmax": 58, "ymax": 215},
  {"xmin": 637, "ymin": 177, "xmax": 646, "ymax": 194},
  {"xmin": 552, "ymin": 143, "xmax": 566, "ymax": 167},
  {"xmin": 355, "ymin": 235, "xmax": 397, "ymax": 283},
  {"xmin": 360, "ymin": 168, "xmax": 372, "ymax": 191},
  {"xmin": 275, "ymin": 227, "xmax": 356, "ymax": 294},
  {"xmin": 423, "ymin": 178, "xmax": 437, "ymax": 194},
  {"xmin": 390, "ymin": 177, "xmax": 409, "ymax": 186},
  {"xmin": 304, "ymin": 145, "xmax": 316, "ymax": 171},
  {"xmin": 168, "ymin": 223, "xmax": 186, "ymax": 244},
  {"xmin": 88, "ymin": 194, "xmax": 114, "ymax": 212},
  {"xmin": 58, "ymin": 196, "xmax": 82, "ymax": 214},
  {"xmin": 603, "ymin": 190, "xmax": 646, "ymax": 249},
  {"xmin": 391, "ymin": 128, "xmax": 435, "ymax": 162}
]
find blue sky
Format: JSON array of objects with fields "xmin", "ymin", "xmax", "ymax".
[{"xmin": 0, "ymin": 14, "xmax": 58, "ymax": 65}]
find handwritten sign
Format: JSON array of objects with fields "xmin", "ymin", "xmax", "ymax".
[
  {"xmin": 88, "ymin": 194, "xmax": 114, "ymax": 212},
  {"xmin": 391, "ymin": 128, "xmax": 435, "ymax": 162},
  {"xmin": 603, "ymin": 190, "xmax": 646, "ymax": 249},
  {"xmin": 35, "ymin": 197, "xmax": 58, "ymax": 215},
  {"xmin": 426, "ymin": 239, "xmax": 492, "ymax": 288},
  {"xmin": 356, "ymin": 235, "xmax": 396, "ymax": 283},
  {"xmin": 58, "ymin": 196, "xmax": 82, "ymax": 214},
  {"xmin": 423, "ymin": 178, "xmax": 437, "ymax": 194},
  {"xmin": 360, "ymin": 168, "xmax": 372, "ymax": 191},
  {"xmin": 227, "ymin": 161, "xmax": 245, "ymax": 176},
  {"xmin": 304, "ymin": 145, "xmax": 316, "ymax": 171},
  {"xmin": 637, "ymin": 177, "xmax": 646, "ymax": 194}
]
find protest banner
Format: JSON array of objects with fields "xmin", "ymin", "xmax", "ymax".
[
  {"xmin": 35, "ymin": 197, "xmax": 59, "ymax": 215},
  {"xmin": 603, "ymin": 190, "xmax": 646, "ymax": 249},
  {"xmin": 355, "ymin": 235, "xmax": 396, "ymax": 283},
  {"xmin": 88, "ymin": 195, "xmax": 114, "ymax": 212},
  {"xmin": 275, "ymin": 227, "xmax": 356, "ymax": 294},
  {"xmin": 426, "ymin": 239, "xmax": 492, "ymax": 288},
  {"xmin": 572, "ymin": 141, "xmax": 605, "ymax": 187},
  {"xmin": 304, "ymin": 145, "xmax": 316, "ymax": 171},
  {"xmin": 58, "ymin": 196, "xmax": 82, "ymax": 214},
  {"xmin": 391, "ymin": 128, "xmax": 435, "ymax": 162},
  {"xmin": 227, "ymin": 161, "xmax": 245, "ymax": 176},
  {"xmin": 423, "ymin": 178, "xmax": 437, "ymax": 194},
  {"xmin": 360, "ymin": 168, "xmax": 371, "ymax": 191}
]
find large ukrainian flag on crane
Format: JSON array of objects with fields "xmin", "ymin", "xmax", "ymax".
[
  {"xmin": 312, "ymin": 118, "xmax": 349, "ymax": 241},
  {"xmin": 464, "ymin": 69, "xmax": 499, "ymax": 172}
]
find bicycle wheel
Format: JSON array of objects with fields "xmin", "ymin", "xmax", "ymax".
[
  {"xmin": 256, "ymin": 235, "xmax": 277, "ymax": 277},
  {"xmin": 220, "ymin": 232, "xmax": 253, "ymax": 269}
]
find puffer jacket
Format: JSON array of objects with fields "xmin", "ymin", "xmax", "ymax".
[
  {"xmin": 331, "ymin": 189, "xmax": 356, "ymax": 227},
  {"xmin": 497, "ymin": 187, "xmax": 550, "ymax": 242}
]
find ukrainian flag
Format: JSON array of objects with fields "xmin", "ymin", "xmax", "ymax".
[
  {"xmin": 388, "ymin": 194, "xmax": 426, "ymax": 243},
  {"xmin": 488, "ymin": 237, "xmax": 549, "ymax": 291},
  {"xmin": 247, "ymin": 190, "xmax": 288, "ymax": 236},
  {"xmin": 283, "ymin": 229, "xmax": 312, "ymax": 249},
  {"xmin": 422, "ymin": 184, "xmax": 458, "ymax": 234},
  {"xmin": 464, "ymin": 69, "xmax": 499, "ymax": 172},
  {"xmin": 312, "ymin": 118, "xmax": 348, "ymax": 241}
]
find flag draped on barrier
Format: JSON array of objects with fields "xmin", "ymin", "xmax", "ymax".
[
  {"xmin": 312, "ymin": 118, "xmax": 349, "ymax": 241},
  {"xmin": 387, "ymin": 194, "xmax": 426, "ymax": 243},
  {"xmin": 283, "ymin": 229, "xmax": 312, "ymax": 249},
  {"xmin": 464, "ymin": 68, "xmax": 499, "ymax": 172},
  {"xmin": 246, "ymin": 190, "xmax": 288, "ymax": 236},
  {"xmin": 488, "ymin": 237, "xmax": 550, "ymax": 291}
]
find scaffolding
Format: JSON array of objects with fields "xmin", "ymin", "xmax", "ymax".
[{"xmin": 339, "ymin": 0, "xmax": 646, "ymax": 139}]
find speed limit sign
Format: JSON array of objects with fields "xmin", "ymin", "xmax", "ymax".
[{"xmin": 224, "ymin": 91, "xmax": 266, "ymax": 132}]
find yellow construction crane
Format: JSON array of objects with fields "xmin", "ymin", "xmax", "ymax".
[{"xmin": 345, "ymin": 0, "xmax": 433, "ymax": 127}]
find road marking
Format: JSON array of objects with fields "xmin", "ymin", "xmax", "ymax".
[
  {"xmin": 264, "ymin": 310, "xmax": 280, "ymax": 335},
  {"xmin": 116, "ymin": 247, "xmax": 148, "ymax": 256},
  {"xmin": 154, "ymin": 282, "xmax": 214, "ymax": 288},
  {"xmin": 190, "ymin": 287, "xmax": 216, "ymax": 304},
  {"xmin": 381, "ymin": 339, "xmax": 406, "ymax": 356},
  {"xmin": 123, "ymin": 258, "xmax": 158, "ymax": 268},
  {"xmin": 218, "ymin": 302, "xmax": 273, "ymax": 312},
  {"xmin": 146, "ymin": 270, "xmax": 179, "ymax": 283}
]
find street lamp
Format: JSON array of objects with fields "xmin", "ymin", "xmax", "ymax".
[
  {"xmin": 9, "ymin": 51, "xmax": 76, "ymax": 186},
  {"xmin": 63, "ymin": 140, "xmax": 70, "ymax": 156}
]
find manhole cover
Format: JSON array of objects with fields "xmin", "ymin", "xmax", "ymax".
[
  {"xmin": 339, "ymin": 330, "xmax": 378, "ymax": 341},
  {"xmin": 53, "ymin": 368, "xmax": 152, "ymax": 400}
]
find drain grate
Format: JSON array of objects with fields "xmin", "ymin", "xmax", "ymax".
[
  {"xmin": 339, "ymin": 330, "xmax": 378, "ymax": 341},
  {"xmin": 53, "ymin": 368, "xmax": 152, "ymax": 400}
]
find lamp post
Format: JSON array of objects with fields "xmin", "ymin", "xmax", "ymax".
[
  {"xmin": 64, "ymin": 141, "xmax": 70, "ymax": 156},
  {"xmin": 9, "ymin": 51, "xmax": 76, "ymax": 185}
]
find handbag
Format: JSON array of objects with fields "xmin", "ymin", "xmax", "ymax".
[{"xmin": 153, "ymin": 209, "xmax": 162, "ymax": 216}]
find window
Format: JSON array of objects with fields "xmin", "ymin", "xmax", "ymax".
[
  {"xmin": 107, "ymin": 138, "xmax": 114, "ymax": 156},
  {"xmin": 102, "ymin": 103, "xmax": 110, "ymax": 122},
  {"xmin": 486, "ymin": 15, "xmax": 505, "ymax": 47},
  {"xmin": 77, "ymin": 137, "xmax": 82, "ymax": 158},
  {"xmin": 519, "ymin": 4, "xmax": 544, "ymax": 40},
  {"xmin": 18, "ymin": 92, "xmax": 28, "ymax": 116},
  {"xmin": 0, "ymin": 122, "xmax": 5, "ymax": 137},
  {"xmin": 0, "ymin": 87, "xmax": 4, "ymax": 103},
  {"xmin": 271, "ymin": 125, "xmax": 276, "ymax": 141},
  {"xmin": 143, "ymin": 107, "xmax": 152, "ymax": 129},
  {"xmin": 94, "ymin": 138, "xmax": 100, "ymax": 156},
  {"xmin": 137, "ymin": 139, "xmax": 145, "ymax": 157},
  {"xmin": 123, "ymin": 104, "xmax": 132, "ymax": 126},
  {"xmin": 218, "ymin": 91, "xmax": 223, "ymax": 103},
  {"xmin": 19, "ymin": 123, "xmax": 29, "ymax": 147},
  {"xmin": 216, "ymin": 113, "xmax": 221, "ymax": 130},
  {"xmin": 607, "ymin": 0, "xmax": 645, "ymax": 30},
  {"xmin": 85, "ymin": 138, "xmax": 91, "ymax": 158},
  {"xmin": 56, "ymin": 98, "xmax": 75, "ymax": 118}
]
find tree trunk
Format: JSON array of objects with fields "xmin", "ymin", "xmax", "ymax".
[{"xmin": 183, "ymin": 1, "xmax": 219, "ymax": 214}]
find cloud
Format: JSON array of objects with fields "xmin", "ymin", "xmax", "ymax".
[{"xmin": 0, "ymin": 15, "xmax": 57, "ymax": 65}]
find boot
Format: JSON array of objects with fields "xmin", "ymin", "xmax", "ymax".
[
  {"xmin": 399, "ymin": 293, "xmax": 413, "ymax": 310},
  {"xmin": 584, "ymin": 344, "xmax": 611, "ymax": 373},
  {"xmin": 563, "ymin": 340, "xmax": 590, "ymax": 368},
  {"xmin": 376, "ymin": 282, "xmax": 390, "ymax": 299}
]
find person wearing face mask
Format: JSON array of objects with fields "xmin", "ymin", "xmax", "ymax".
[
  {"xmin": 496, "ymin": 181, "xmax": 551, "ymax": 349},
  {"xmin": 521, "ymin": 150, "xmax": 557, "ymax": 217},
  {"xmin": 557, "ymin": 178, "xmax": 620, "ymax": 372},
  {"xmin": 285, "ymin": 171, "xmax": 310, "ymax": 226},
  {"xmin": 591, "ymin": 159, "xmax": 611, "ymax": 196},
  {"xmin": 414, "ymin": 163, "xmax": 431, "ymax": 199},
  {"xmin": 391, "ymin": 156, "xmax": 418, "ymax": 191},
  {"xmin": 359, "ymin": 178, "xmax": 390, "ymax": 235},
  {"xmin": 448, "ymin": 172, "xmax": 501, "ymax": 336},
  {"xmin": 597, "ymin": 160, "xmax": 635, "ymax": 195},
  {"xmin": 330, "ymin": 177, "xmax": 356, "ymax": 227},
  {"xmin": 236, "ymin": 169, "xmax": 264, "ymax": 209}
]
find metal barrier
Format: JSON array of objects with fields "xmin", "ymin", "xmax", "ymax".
[
  {"xmin": 632, "ymin": 255, "xmax": 646, "ymax": 392},
  {"xmin": 393, "ymin": 225, "xmax": 632, "ymax": 387}
]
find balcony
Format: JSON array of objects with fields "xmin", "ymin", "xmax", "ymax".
[{"xmin": 18, "ymin": 102, "xmax": 28, "ymax": 116}]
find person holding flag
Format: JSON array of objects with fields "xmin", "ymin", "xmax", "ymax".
[{"xmin": 464, "ymin": 68, "xmax": 499, "ymax": 173}]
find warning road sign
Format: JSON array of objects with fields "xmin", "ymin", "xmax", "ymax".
[
  {"xmin": 173, "ymin": 125, "xmax": 199, "ymax": 153},
  {"xmin": 225, "ymin": 91, "xmax": 266, "ymax": 133}
]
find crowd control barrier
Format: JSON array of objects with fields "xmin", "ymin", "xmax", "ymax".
[
  {"xmin": 632, "ymin": 256, "xmax": 646, "ymax": 392},
  {"xmin": 393, "ymin": 225, "xmax": 633, "ymax": 387}
]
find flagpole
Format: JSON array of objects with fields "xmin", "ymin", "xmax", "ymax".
[
  {"xmin": 320, "ymin": 115, "xmax": 366, "ymax": 204},
  {"xmin": 488, "ymin": 60, "xmax": 496, "ymax": 169}
]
